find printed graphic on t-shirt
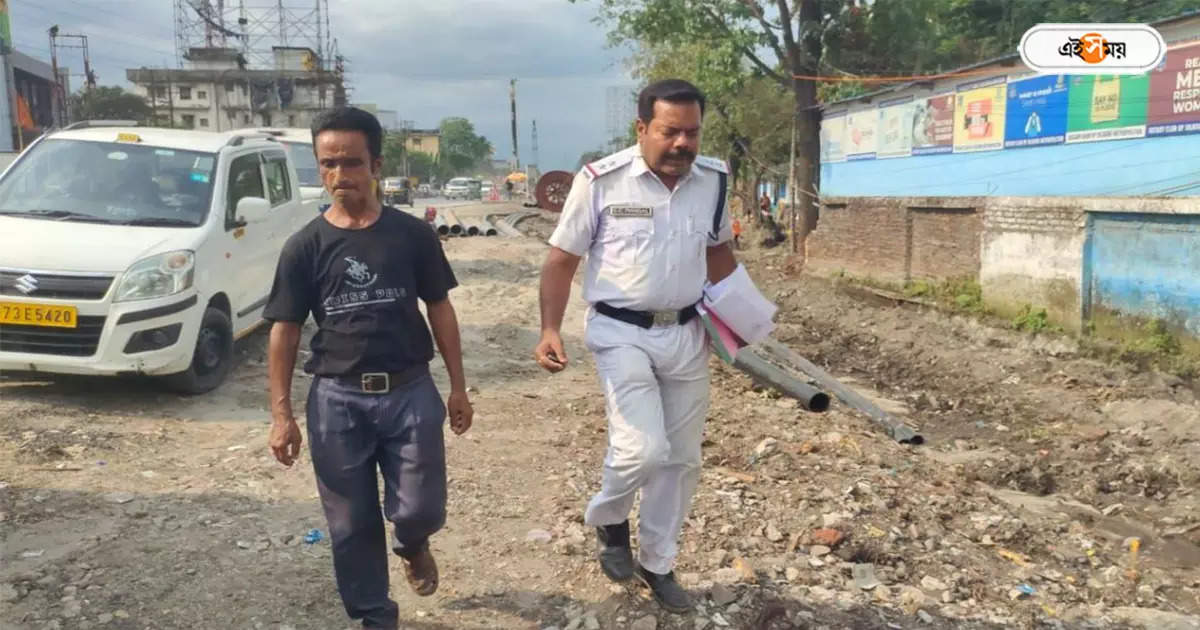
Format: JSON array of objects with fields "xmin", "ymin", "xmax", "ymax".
[
  {"xmin": 322, "ymin": 256, "xmax": 408, "ymax": 316},
  {"xmin": 343, "ymin": 256, "xmax": 378, "ymax": 288}
]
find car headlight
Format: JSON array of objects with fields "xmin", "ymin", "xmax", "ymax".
[{"xmin": 115, "ymin": 250, "xmax": 195, "ymax": 302}]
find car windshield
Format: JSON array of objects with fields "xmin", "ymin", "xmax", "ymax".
[
  {"xmin": 280, "ymin": 141, "xmax": 320, "ymax": 187},
  {"xmin": 448, "ymin": 178, "xmax": 471, "ymax": 186},
  {"xmin": 0, "ymin": 138, "xmax": 217, "ymax": 227}
]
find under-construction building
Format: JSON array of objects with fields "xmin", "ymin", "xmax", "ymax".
[{"xmin": 125, "ymin": 0, "xmax": 345, "ymax": 131}]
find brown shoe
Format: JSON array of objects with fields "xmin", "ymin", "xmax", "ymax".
[{"xmin": 403, "ymin": 546, "xmax": 439, "ymax": 597}]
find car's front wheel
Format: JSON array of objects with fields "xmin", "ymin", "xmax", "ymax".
[{"xmin": 162, "ymin": 306, "xmax": 234, "ymax": 395}]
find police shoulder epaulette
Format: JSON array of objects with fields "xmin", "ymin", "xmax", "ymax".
[
  {"xmin": 582, "ymin": 147, "xmax": 638, "ymax": 180},
  {"xmin": 693, "ymin": 155, "xmax": 729, "ymax": 173}
]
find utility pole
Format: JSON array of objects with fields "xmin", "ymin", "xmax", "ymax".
[
  {"xmin": 509, "ymin": 78, "xmax": 519, "ymax": 170},
  {"xmin": 400, "ymin": 119, "xmax": 413, "ymax": 179},
  {"xmin": 531, "ymin": 119, "xmax": 538, "ymax": 170}
]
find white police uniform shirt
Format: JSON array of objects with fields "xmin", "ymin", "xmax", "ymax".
[{"xmin": 548, "ymin": 146, "xmax": 733, "ymax": 312}]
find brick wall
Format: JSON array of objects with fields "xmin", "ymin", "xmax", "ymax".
[
  {"xmin": 910, "ymin": 207, "xmax": 983, "ymax": 280},
  {"xmin": 805, "ymin": 198, "xmax": 909, "ymax": 282},
  {"xmin": 806, "ymin": 197, "xmax": 984, "ymax": 284},
  {"xmin": 984, "ymin": 203, "xmax": 1085, "ymax": 233}
]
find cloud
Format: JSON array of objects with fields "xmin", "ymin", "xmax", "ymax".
[{"xmin": 12, "ymin": 0, "xmax": 636, "ymax": 171}]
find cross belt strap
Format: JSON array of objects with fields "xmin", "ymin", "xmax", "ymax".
[{"xmin": 595, "ymin": 301, "xmax": 699, "ymax": 329}]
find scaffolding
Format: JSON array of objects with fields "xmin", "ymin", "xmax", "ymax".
[{"xmin": 173, "ymin": 0, "xmax": 335, "ymax": 71}]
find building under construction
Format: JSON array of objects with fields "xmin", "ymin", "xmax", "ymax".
[{"xmin": 125, "ymin": 0, "xmax": 345, "ymax": 131}]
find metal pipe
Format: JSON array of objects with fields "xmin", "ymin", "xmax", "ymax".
[
  {"xmin": 759, "ymin": 339, "xmax": 924, "ymax": 444},
  {"xmin": 465, "ymin": 222, "xmax": 480, "ymax": 237},
  {"xmin": 433, "ymin": 213, "xmax": 449, "ymax": 236},
  {"xmin": 733, "ymin": 351, "xmax": 830, "ymax": 413},
  {"xmin": 482, "ymin": 219, "xmax": 499, "ymax": 236},
  {"xmin": 444, "ymin": 209, "xmax": 464, "ymax": 236}
]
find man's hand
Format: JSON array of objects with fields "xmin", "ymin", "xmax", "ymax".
[
  {"xmin": 269, "ymin": 417, "xmax": 303, "ymax": 467},
  {"xmin": 534, "ymin": 329, "xmax": 568, "ymax": 373},
  {"xmin": 447, "ymin": 390, "xmax": 473, "ymax": 435}
]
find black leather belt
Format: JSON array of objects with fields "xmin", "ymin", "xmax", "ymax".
[
  {"xmin": 595, "ymin": 301, "xmax": 699, "ymax": 329},
  {"xmin": 331, "ymin": 364, "xmax": 429, "ymax": 394}
]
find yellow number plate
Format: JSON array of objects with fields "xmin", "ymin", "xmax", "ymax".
[{"xmin": 0, "ymin": 302, "xmax": 78, "ymax": 328}]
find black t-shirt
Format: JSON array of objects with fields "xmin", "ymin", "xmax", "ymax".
[{"xmin": 263, "ymin": 206, "xmax": 458, "ymax": 376}]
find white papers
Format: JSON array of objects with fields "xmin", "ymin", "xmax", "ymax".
[{"xmin": 702, "ymin": 263, "xmax": 777, "ymax": 345}]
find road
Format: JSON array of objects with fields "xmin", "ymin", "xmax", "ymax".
[{"xmin": 1, "ymin": 205, "xmax": 1198, "ymax": 630}]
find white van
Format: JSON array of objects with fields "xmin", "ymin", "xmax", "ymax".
[
  {"xmin": 0, "ymin": 122, "xmax": 309, "ymax": 394},
  {"xmin": 239, "ymin": 127, "xmax": 328, "ymax": 211}
]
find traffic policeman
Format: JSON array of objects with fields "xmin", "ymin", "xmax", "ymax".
[{"xmin": 534, "ymin": 79, "xmax": 738, "ymax": 613}]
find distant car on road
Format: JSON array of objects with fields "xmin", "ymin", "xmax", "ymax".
[
  {"xmin": 480, "ymin": 180, "xmax": 495, "ymax": 198},
  {"xmin": 443, "ymin": 177, "xmax": 479, "ymax": 200},
  {"xmin": 382, "ymin": 177, "xmax": 412, "ymax": 206}
]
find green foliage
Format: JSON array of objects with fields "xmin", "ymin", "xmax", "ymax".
[
  {"xmin": 438, "ymin": 117, "xmax": 493, "ymax": 175},
  {"xmin": 69, "ymin": 86, "xmax": 151, "ymax": 123},
  {"xmin": 901, "ymin": 276, "xmax": 984, "ymax": 313},
  {"xmin": 1012, "ymin": 304, "xmax": 1050, "ymax": 333},
  {"xmin": 1132, "ymin": 319, "xmax": 1181, "ymax": 355}
]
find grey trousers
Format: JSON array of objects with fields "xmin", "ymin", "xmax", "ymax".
[{"xmin": 306, "ymin": 368, "xmax": 447, "ymax": 630}]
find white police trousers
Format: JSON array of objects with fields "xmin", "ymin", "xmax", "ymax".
[{"xmin": 582, "ymin": 307, "xmax": 710, "ymax": 575}]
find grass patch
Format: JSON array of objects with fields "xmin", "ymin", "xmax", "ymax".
[
  {"xmin": 1012, "ymin": 304, "xmax": 1052, "ymax": 333},
  {"xmin": 901, "ymin": 276, "xmax": 987, "ymax": 314}
]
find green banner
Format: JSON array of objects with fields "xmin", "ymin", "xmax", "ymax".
[
  {"xmin": 0, "ymin": 0, "xmax": 9, "ymax": 52},
  {"xmin": 1065, "ymin": 74, "xmax": 1149, "ymax": 143}
]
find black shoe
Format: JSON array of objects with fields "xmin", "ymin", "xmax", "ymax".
[
  {"xmin": 595, "ymin": 521, "xmax": 635, "ymax": 582},
  {"xmin": 636, "ymin": 565, "xmax": 693, "ymax": 614}
]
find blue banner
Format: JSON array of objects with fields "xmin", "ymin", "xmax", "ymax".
[{"xmin": 1004, "ymin": 74, "xmax": 1070, "ymax": 148}]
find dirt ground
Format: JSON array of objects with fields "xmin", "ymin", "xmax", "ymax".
[{"xmin": 2, "ymin": 203, "xmax": 1198, "ymax": 630}]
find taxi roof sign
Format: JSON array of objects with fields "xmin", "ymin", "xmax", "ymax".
[{"xmin": 116, "ymin": 132, "xmax": 142, "ymax": 143}]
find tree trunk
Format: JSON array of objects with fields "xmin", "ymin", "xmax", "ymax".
[{"xmin": 789, "ymin": 83, "xmax": 820, "ymax": 257}]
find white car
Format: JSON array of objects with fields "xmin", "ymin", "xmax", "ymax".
[
  {"xmin": 443, "ymin": 177, "xmax": 477, "ymax": 200},
  {"xmin": 0, "ymin": 122, "xmax": 309, "ymax": 393},
  {"xmin": 239, "ymin": 128, "xmax": 328, "ymax": 212}
]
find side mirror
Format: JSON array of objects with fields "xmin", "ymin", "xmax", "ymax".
[
  {"xmin": 300, "ymin": 187, "xmax": 325, "ymax": 201},
  {"xmin": 236, "ymin": 196, "xmax": 271, "ymax": 224}
]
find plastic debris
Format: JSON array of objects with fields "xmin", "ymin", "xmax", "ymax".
[{"xmin": 303, "ymin": 529, "xmax": 324, "ymax": 544}]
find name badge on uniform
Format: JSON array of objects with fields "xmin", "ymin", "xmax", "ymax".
[{"xmin": 607, "ymin": 204, "xmax": 653, "ymax": 218}]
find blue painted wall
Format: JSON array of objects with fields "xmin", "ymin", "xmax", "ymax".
[
  {"xmin": 820, "ymin": 134, "xmax": 1200, "ymax": 198},
  {"xmin": 1085, "ymin": 213, "xmax": 1200, "ymax": 335}
]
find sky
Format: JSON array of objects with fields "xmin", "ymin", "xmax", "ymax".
[{"xmin": 9, "ymin": 0, "xmax": 636, "ymax": 172}]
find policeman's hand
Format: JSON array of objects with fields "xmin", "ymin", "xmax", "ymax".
[
  {"xmin": 447, "ymin": 390, "xmax": 473, "ymax": 435},
  {"xmin": 269, "ymin": 417, "xmax": 303, "ymax": 467},
  {"xmin": 534, "ymin": 330, "xmax": 568, "ymax": 373}
]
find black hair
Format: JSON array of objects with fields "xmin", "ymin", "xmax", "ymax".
[
  {"xmin": 637, "ymin": 79, "xmax": 706, "ymax": 122},
  {"xmin": 310, "ymin": 106, "xmax": 383, "ymax": 160}
]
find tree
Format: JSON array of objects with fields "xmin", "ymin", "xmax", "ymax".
[
  {"xmin": 578, "ymin": 0, "xmax": 1196, "ymax": 253},
  {"xmin": 627, "ymin": 40, "xmax": 793, "ymax": 219},
  {"xmin": 577, "ymin": 149, "xmax": 608, "ymax": 170},
  {"xmin": 69, "ymin": 86, "xmax": 151, "ymax": 123},
  {"xmin": 406, "ymin": 151, "xmax": 441, "ymax": 182},
  {"xmin": 438, "ymin": 117, "xmax": 493, "ymax": 175},
  {"xmin": 576, "ymin": 0, "xmax": 848, "ymax": 254}
]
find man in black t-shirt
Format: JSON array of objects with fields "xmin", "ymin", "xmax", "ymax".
[{"xmin": 264, "ymin": 107, "xmax": 473, "ymax": 630}]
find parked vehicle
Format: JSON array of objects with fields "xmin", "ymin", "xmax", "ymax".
[
  {"xmin": 0, "ymin": 122, "xmax": 309, "ymax": 394},
  {"xmin": 238, "ymin": 128, "xmax": 328, "ymax": 213},
  {"xmin": 382, "ymin": 176, "xmax": 413, "ymax": 206},
  {"xmin": 480, "ymin": 180, "xmax": 495, "ymax": 198},
  {"xmin": 443, "ymin": 177, "xmax": 478, "ymax": 200}
]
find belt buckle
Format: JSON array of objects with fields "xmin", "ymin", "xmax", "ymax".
[
  {"xmin": 651, "ymin": 310, "xmax": 678, "ymax": 327},
  {"xmin": 361, "ymin": 372, "xmax": 390, "ymax": 393}
]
